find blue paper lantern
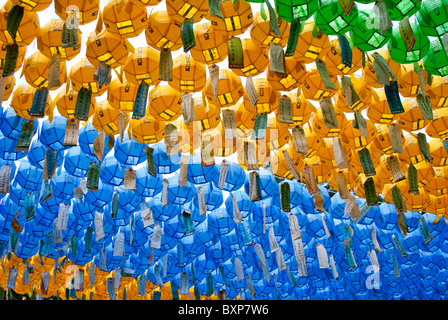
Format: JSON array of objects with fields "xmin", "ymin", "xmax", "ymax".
[
  {"xmin": 146, "ymin": 193, "xmax": 181, "ymax": 222},
  {"xmin": 135, "ymin": 166, "xmax": 163, "ymax": 198},
  {"xmin": 78, "ymin": 120, "xmax": 111, "ymax": 158},
  {"xmin": 63, "ymin": 146, "xmax": 93, "ymax": 177},
  {"xmin": 38, "ymin": 116, "xmax": 67, "ymax": 150},
  {"xmin": 100, "ymin": 153, "xmax": 125, "ymax": 186},
  {"xmin": 167, "ymin": 173, "xmax": 197, "ymax": 205},
  {"xmin": 114, "ymin": 134, "xmax": 147, "ymax": 166},
  {"xmin": 212, "ymin": 161, "xmax": 246, "ymax": 192},
  {"xmin": 0, "ymin": 107, "xmax": 38, "ymax": 140},
  {"xmin": 151, "ymin": 142, "xmax": 180, "ymax": 174},
  {"xmin": 0, "ymin": 133, "xmax": 27, "ymax": 160}
]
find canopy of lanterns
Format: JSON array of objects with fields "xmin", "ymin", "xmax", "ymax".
[{"xmin": 0, "ymin": 0, "xmax": 448, "ymax": 300}]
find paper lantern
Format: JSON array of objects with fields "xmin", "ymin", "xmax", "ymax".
[
  {"xmin": 362, "ymin": 49, "xmax": 402, "ymax": 89},
  {"xmin": 311, "ymin": 104, "xmax": 347, "ymax": 138},
  {"xmin": 69, "ymin": 58, "xmax": 110, "ymax": 96},
  {"xmin": 301, "ymin": 68, "xmax": 339, "ymax": 101},
  {"xmin": 429, "ymin": 139, "xmax": 448, "ymax": 167},
  {"xmin": 350, "ymin": 8, "xmax": 392, "ymax": 52},
  {"xmin": 0, "ymin": 2, "xmax": 39, "ymax": 46},
  {"xmin": 274, "ymin": 0, "xmax": 317, "ymax": 22},
  {"xmin": 146, "ymin": 84, "xmax": 182, "ymax": 121},
  {"xmin": 366, "ymin": 89, "xmax": 399, "ymax": 124},
  {"xmin": 327, "ymin": 168, "xmax": 360, "ymax": 191},
  {"xmin": 204, "ymin": 0, "xmax": 253, "ymax": 37},
  {"xmin": 313, "ymin": 0, "xmax": 358, "ymax": 36},
  {"xmin": 397, "ymin": 63, "xmax": 430, "ymax": 98},
  {"xmin": 123, "ymin": 46, "xmax": 160, "ymax": 87},
  {"xmin": 14, "ymin": 0, "xmax": 52, "ymax": 11},
  {"xmin": 38, "ymin": 116, "xmax": 68, "ymax": 150},
  {"xmin": 145, "ymin": 10, "xmax": 182, "ymax": 52},
  {"xmin": 387, "ymin": 21, "xmax": 430, "ymax": 64},
  {"xmin": 372, "ymin": 124, "xmax": 405, "ymax": 156},
  {"xmin": 185, "ymin": 97, "xmax": 221, "ymax": 132},
  {"xmin": 425, "ymin": 194, "xmax": 448, "ymax": 216},
  {"xmin": 292, "ymin": 20, "xmax": 330, "ymax": 63},
  {"xmin": 416, "ymin": 0, "xmax": 448, "ymax": 37},
  {"xmin": 172, "ymin": 118, "xmax": 201, "ymax": 152},
  {"xmin": 424, "ymin": 167, "xmax": 448, "ymax": 196},
  {"xmin": 382, "ymin": 0, "xmax": 421, "ymax": 21},
  {"xmin": 397, "ymin": 98, "xmax": 431, "ymax": 133},
  {"xmin": 267, "ymin": 57, "xmax": 306, "ymax": 92},
  {"xmin": 169, "ymin": 53, "xmax": 206, "ymax": 93},
  {"xmin": 427, "ymin": 76, "xmax": 448, "ymax": 109},
  {"xmin": 398, "ymin": 133, "xmax": 425, "ymax": 165},
  {"xmin": 323, "ymin": 38, "xmax": 364, "ymax": 76},
  {"xmin": 340, "ymin": 119, "xmax": 377, "ymax": 150},
  {"xmin": 274, "ymin": 93, "xmax": 313, "ymax": 129},
  {"xmin": 381, "ymin": 180, "xmax": 408, "ymax": 204},
  {"xmin": 423, "ymin": 39, "xmax": 448, "ymax": 77},
  {"xmin": 249, "ymin": 12, "xmax": 290, "ymax": 48},
  {"xmin": 209, "ymin": 123, "xmax": 237, "ymax": 157},
  {"xmin": 22, "ymin": 51, "xmax": 66, "ymax": 90},
  {"xmin": 413, "ymin": 160, "xmax": 436, "ymax": 187},
  {"xmin": 1, "ymin": 76, "xmax": 15, "ymax": 102},
  {"xmin": 243, "ymin": 78, "xmax": 279, "ymax": 114},
  {"xmin": 102, "ymin": 0, "xmax": 148, "ymax": 39},
  {"xmin": 375, "ymin": 154, "xmax": 408, "ymax": 185},
  {"xmin": 165, "ymin": 0, "xmax": 209, "ymax": 23},
  {"xmin": 130, "ymin": 115, "xmax": 165, "ymax": 144},
  {"xmin": 11, "ymin": 84, "xmax": 52, "ymax": 120},
  {"xmin": 271, "ymin": 146, "xmax": 304, "ymax": 180},
  {"xmin": 231, "ymin": 38, "xmax": 269, "ymax": 77},
  {"xmin": 85, "ymin": 29, "xmax": 130, "ymax": 69},
  {"xmin": 107, "ymin": 76, "xmax": 138, "ymax": 113},
  {"xmin": 203, "ymin": 68, "xmax": 244, "ymax": 109},
  {"xmin": 318, "ymin": 137, "xmax": 352, "ymax": 169},
  {"xmin": 36, "ymin": 19, "xmax": 81, "ymax": 61},
  {"xmin": 190, "ymin": 21, "xmax": 229, "ymax": 65},
  {"xmin": 54, "ymin": 0, "xmax": 100, "ymax": 25},
  {"xmin": 335, "ymin": 76, "xmax": 374, "ymax": 113},
  {"xmin": 425, "ymin": 108, "xmax": 448, "ymax": 139},
  {"xmin": 54, "ymin": 84, "xmax": 97, "ymax": 119},
  {"xmin": 92, "ymin": 100, "xmax": 129, "ymax": 135}
]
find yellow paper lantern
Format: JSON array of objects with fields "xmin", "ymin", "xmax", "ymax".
[
  {"xmin": 429, "ymin": 138, "xmax": 448, "ymax": 167},
  {"xmin": 310, "ymin": 104, "xmax": 347, "ymax": 138},
  {"xmin": 146, "ymin": 84, "xmax": 183, "ymax": 121},
  {"xmin": 54, "ymin": 0, "xmax": 100, "ymax": 25},
  {"xmin": 318, "ymin": 137, "xmax": 352, "ymax": 169},
  {"xmin": 271, "ymin": 145, "xmax": 304, "ymax": 180},
  {"xmin": 397, "ymin": 63, "xmax": 430, "ymax": 98},
  {"xmin": 169, "ymin": 53, "xmax": 207, "ymax": 93},
  {"xmin": 301, "ymin": 68, "xmax": 339, "ymax": 101},
  {"xmin": 400, "ymin": 184, "xmax": 429, "ymax": 212},
  {"xmin": 11, "ymin": 84, "xmax": 52, "ymax": 120},
  {"xmin": 371, "ymin": 123, "xmax": 405, "ymax": 156},
  {"xmin": 145, "ymin": 10, "xmax": 182, "ymax": 52},
  {"xmin": 304, "ymin": 155, "xmax": 332, "ymax": 184},
  {"xmin": 381, "ymin": 181, "xmax": 408, "ymax": 205},
  {"xmin": 423, "ymin": 166, "xmax": 448, "ymax": 196},
  {"xmin": 231, "ymin": 38, "xmax": 269, "ymax": 77},
  {"xmin": 2, "ymin": 75, "xmax": 15, "ymax": 101},
  {"xmin": 186, "ymin": 97, "xmax": 222, "ymax": 132},
  {"xmin": 327, "ymin": 168, "xmax": 361, "ymax": 191},
  {"xmin": 425, "ymin": 107, "xmax": 448, "ymax": 139},
  {"xmin": 334, "ymin": 75, "xmax": 374, "ymax": 113},
  {"xmin": 22, "ymin": 51, "xmax": 66, "ymax": 90},
  {"xmin": 85, "ymin": 29, "xmax": 130, "ymax": 69},
  {"xmin": 323, "ymin": 38, "xmax": 363, "ymax": 76},
  {"xmin": 69, "ymin": 57, "xmax": 109, "ymax": 96},
  {"xmin": 123, "ymin": 46, "xmax": 160, "ymax": 87},
  {"xmin": 209, "ymin": 123, "xmax": 237, "ymax": 157},
  {"xmin": 15, "ymin": 0, "xmax": 52, "ymax": 12},
  {"xmin": 242, "ymin": 78, "xmax": 279, "ymax": 114},
  {"xmin": 172, "ymin": 118, "xmax": 201, "ymax": 152},
  {"xmin": 190, "ymin": 21, "xmax": 229, "ymax": 65},
  {"xmin": 375, "ymin": 154, "xmax": 408, "ymax": 185},
  {"xmin": 274, "ymin": 93, "xmax": 313, "ymax": 129},
  {"xmin": 92, "ymin": 100, "xmax": 129, "ymax": 135},
  {"xmin": 165, "ymin": 0, "xmax": 209, "ymax": 23},
  {"xmin": 413, "ymin": 160, "xmax": 435, "ymax": 187},
  {"xmin": 267, "ymin": 57, "xmax": 306, "ymax": 92},
  {"xmin": 340, "ymin": 119, "xmax": 377, "ymax": 150},
  {"xmin": 204, "ymin": 0, "xmax": 253, "ymax": 37},
  {"xmin": 0, "ymin": 41, "xmax": 26, "ymax": 74},
  {"xmin": 55, "ymin": 84, "xmax": 97, "ymax": 119},
  {"xmin": 426, "ymin": 75, "xmax": 448, "ymax": 109},
  {"xmin": 249, "ymin": 12, "xmax": 290, "ymax": 48},
  {"xmin": 398, "ymin": 133, "xmax": 426, "ymax": 165},
  {"xmin": 102, "ymin": 0, "xmax": 148, "ymax": 39},
  {"xmin": 107, "ymin": 76, "xmax": 138, "ymax": 113},
  {"xmin": 292, "ymin": 21, "xmax": 330, "ymax": 64},
  {"xmin": 366, "ymin": 89, "xmax": 399, "ymax": 124},
  {"xmin": 203, "ymin": 68, "xmax": 244, "ymax": 109},
  {"xmin": 234, "ymin": 101, "xmax": 256, "ymax": 138},
  {"xmin": 36, "ymin": 19, "xmax": 81, "ymax": 61},
  {"xmin": 425, "ymin": 194, "xmax": 448, "ymax": 216},
  {"xmin": 396, "ymin": 98, "xmax": 432, "ymax": 133},
  {"xmin": 362, "ymin": 49, "xmax": 402, "ymax": 89},
  {"xmin": 0, "ymin": 2, "xmax": 39, "ymax": 46}
]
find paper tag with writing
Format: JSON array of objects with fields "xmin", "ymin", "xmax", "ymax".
[
  {"xmin": 141, "ymin": 203, "xmax": 154, "ymax": 227},
  {"xmin": 180, "ymin": 19, "xmax": 196, "ymax": 52},
  {"xmin": 316, "ymin": 243, "xmax": 329, "ymax": 269},
  {"xmin": 222, "ymin": 109, "xmax": 237, "ymax": 141},
  {"xmin": 418, "ymin": 216, "xmax": 433, "ymax": 244},
  {"xmin": 374, "ymin": 0, "xmax": 392, "ymax": 35},
  {"xmin": 2, "ymin": 44, "xmax": 19, "ymax": 78},
  {"xmin": 218, "ymin": 160, "xmax": 229, "ymax": 189},
  {"xmin": 56, "ymin": 203, "xmax": 69, "ymax": 231},
  {"xmin": 74, "ymin": 88, "xmax": 92, "ymax": 122},
  {"xmin": 291, "ymin": 126, "xmax": 308, "ymax": 155},
  {"xmin": 94, "ymin": 211, "xmax": 104, "ymax": 241},
  {"xmin": 63, "ymin": 118, "xmax": 79, "ymax": 147},
  {"xmin": 329, "ymin": 254, "xmax": 339, "ymax": 279},
  {"xmin": 282, "ymin": 150, "xmax": 300, "ymax": 181},
  {"xmin": 303, "ymin": 164, "xmax": 318, "ymax": 194},
  {"xmin": 320, "ymin": 98, "xmax": 339, "ymax": 128},
  {"xmin": 280, "ymin": 182, "xmax": 291, "ymax": 212},
  {"xmin": 387, "ymin": 123, "xmax": 403, "ymax": 154},
  {"xmin": 316, "ymin": 58, "xmax": 338, "ymax": 90},
  {"xmin": 0, "ymin": 164, "xmax": 12, "ymax": 194},
  {"xmin": 245, "ymin": 75, "xmax": 259, "ymax": 109},
  {"xmin": 93, "ymin": 130, "xmax": 105, "ymax": 162},
  {"xmin": 407, "ymin": 164, "xmax": 419, "ymax": 195},
  {"xmin": 293, "ymin": 239, "xmax": 307, "ymax": 276},
  {"xmin": 269, "ymin": 42, "xmax": 285, "ymax": 74},
  {"xmin": 268, "ymin": 225, "xmax": 280, "ymax": 253},
  {"xmin": 198, "ymin": 186, "xmax": 207, "ymax": 216},
  {"xmin": 244, "ymin": 140, "xmax": 259, "ymax": 170},
  {"xmin": 416, "ymin": 93, "xmax": 433, "ymax": 120},
  {"xmin": 372, "ymin": 52, "xmax": 397, "ymax": 84},
  {"xmin": 288, "ymin": 213, "xmax": 302, "ymax": 240},
  {"xmin": 132, "ymin": 81, "xmax": 149, "ymax": 120},
  {"xmin": 278, "ymin": 95, "xmax": 294, "ymax": 124},
  {"xmin": 232, "ymin": 193, "xmax": 243, "ymax": 224},
  {"xmin": 178, "ymin": 154, "xmax": 189, "ymax": 187},
  {"xmin": 201, "ymin": 134, "xmax": 215, "ymax": 167},
  {"xmin": 417, "ymin": 133, "xmax": 433, "ymax": 163},
  {"xmin": 354, "ymin": 111, "xmax": 368, "ymax": 138},
  {"xmin": 333, "ymin": 136, "xmax": 350, "ymax": 169},
  {"xmin": 249, "ymin": 171, "xmax": 262, "ymax": 202},
  {"xmin": 321, "ymin": 212, "xmax": 331, "ymax": 238},
  {"xmin": 159, "ymin": 48, "xmax": 173, "ymax": 82},
  {"xmin": 228, "ymin": 36, "xmax": 244, "ymax": 69},
  {"xmin": 399, "ymin": 16, "xmax": 416, "ymax": 52},
  {"xmin": 387, "ymin": 155, "xmax": 406, "ymax": 182},
  {"xmin": 150, "ymin": 223, "xmax": 162, "ymax": 249},
  {"xmin": 86, "ymin": 161, "xmax": 100, "ymax": 191},
  {"xmin": 285, "ymin": 19, "xmax": 301, "ymax": 57},
  {"xmin": 161, "ymin": 179, "xmax": 168, "ymax": 206},
  {"xmin": 181, "ymin": 93, "xmax": 195, "ymax": 125},
  {"xmin": 358, "ymin": 148, "xmax": 376, "ymax": 177},
  {"xmin": 118, "ymin": 110, "xmax": 127, "ymax": 143},
  {"xmin": 385, "ymin": 81, "xmax": 404, "ymax": 114}
]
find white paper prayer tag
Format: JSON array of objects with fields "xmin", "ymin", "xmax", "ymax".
[
  {"xmin": 0, "ymin": 164, "xmax": 13, "ymax": 193},
  {"xmin": 268, "ymin": 225, "xmax": 280, "ymax": 253},
  {"xmin": 333, "ymin": 136, "xmax": 350, "ymax": 169},
  {"xmin": 232, "ymin": 193, "xmax": 243, "ymax": 224},
  {"xmin": 320, "ymin": 213, "xmax": 331, "ymax": 238},
  {"xmin": 197, "ymin": 186, "xmax": 207, "ymax": 216},
  {"xmin": 124, "ymin": 168, "xmax": 137, "ymax": 191},
  {"xmin": 329, "ymin": 254, "xmax": 338, "ymax": 279},
  {"xmin": 222, "ymin": 109, "xmax": 237, "ymax": 141},
  {"xmin": 63, "ymin": 118, "xmax": 79, "ymax": 146},
  {"xmin": 178, "ymin": 153, "xmax": 189, "ymax": 187},
  {"xmin": 218, "ymin": 160, "xmax": 229, "ymax": 189},
  {"xmin": 316, "ymin": 243, "xmax": 329, "ymax": 269},
  {"xmin": 209, "ymin": 64, "xmax": 219, "ymax": 101},
  {"xmin": 387, "ymin": 123, "xmax": 403, "ymax": 154},
  {"xmin": 161, "ymin": 179, "xmax": 168, "ymax": 207},
  {"xmin": 288, "ymin": 214, "xmax": 302, "ymax": 240},
  {"xmin": 118, "ymin": 110, "xmax": 127, "ymax": 143},
  {"xmin": 56, "ymin": 203, "xmax": 70, "ymax": 231},
  {"xmin": 245, "ymin": 75, "xmax": 259, "ymax": 109},
  {"xmin": 150, "ymin": 223, "xmax": 162, "ymax": 249},
  {"xmin": 141, "ymin": 203, "xmax": 154, "ymax": 227},
  {"xmin": 182, "ymin": 93, "xmax": 195, "ymax": 125},
  {"xmin": 372, "ymin": 229, "xmax": 381, "ymax": 252},
  {"xmin": 94, "ymin": 211, "xmax": 105, "ymax": 241},
  {"xmin": 291, "ymin": 126, "xmax": 308, "ymax": 155},
  {"xmin": 282, "ymin": 150, "xmax": 300, "ymax": 181}
]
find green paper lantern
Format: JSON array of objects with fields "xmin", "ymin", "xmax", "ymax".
[
  {"xmin": 423, "ymin": 39, "xmax": 448, "ymax": 77},
  {"xmin": 382, "ymin": 0, "xmax": 422, "ymax": 21},
  {"xmin": 313, "ymin": 0, "xmax": 359, "ymax": 36},
  {"xmin": 350, "ymin": 8, "xmax": 392, "ymax": 52},
  {"xmin": 387, "ymin": 20, "xmax": 430, "ymax": 64},
  {"xmin": 416, "ymin": 0, "xmax": 448, "ymax": 37},
  {"xmin": 274, "ymin": 0, "xmax": 318, "ymax": 22}
]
